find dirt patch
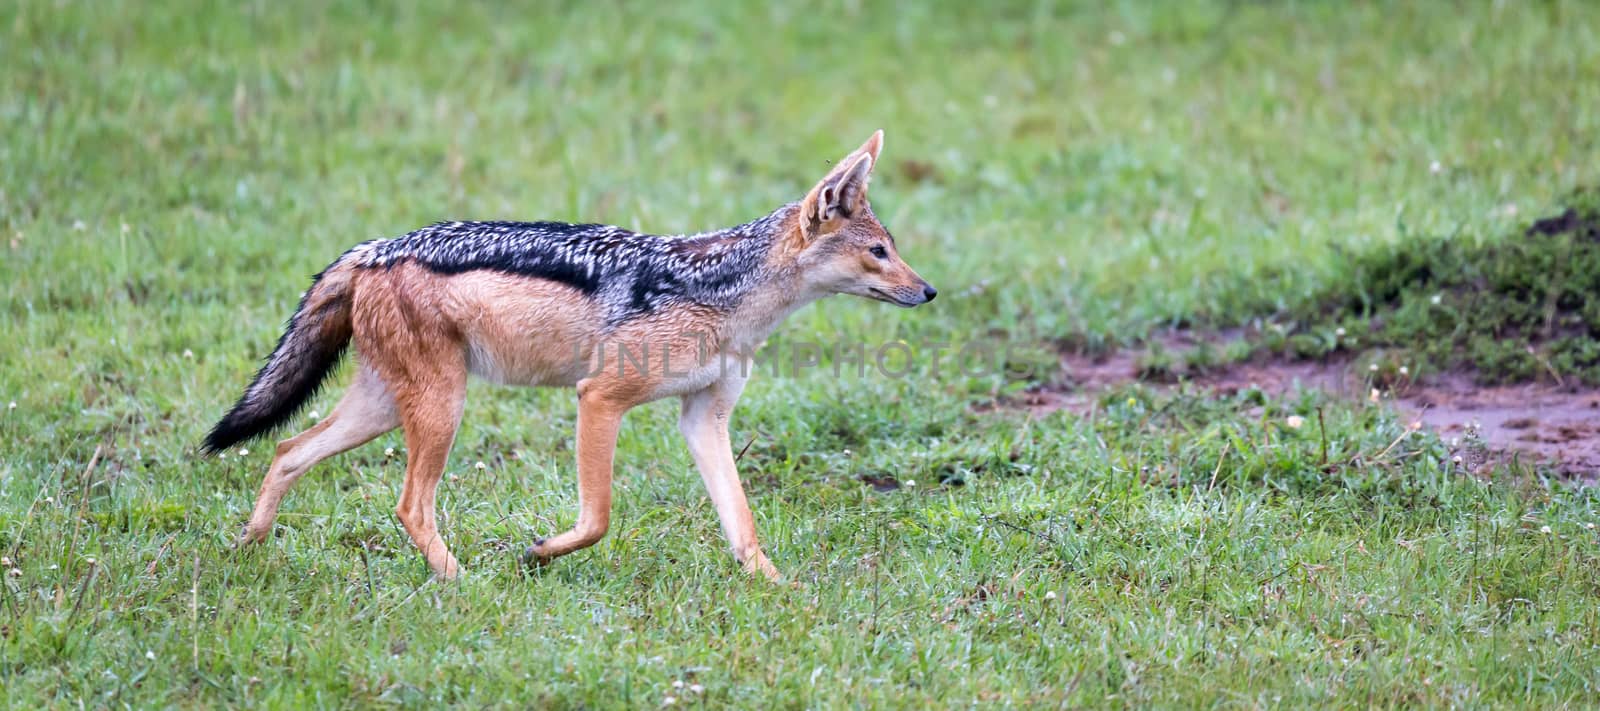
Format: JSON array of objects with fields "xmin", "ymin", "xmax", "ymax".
[
  {"xmin": 1402, "ymin": 373, "xmax": 1600, "ymax": 475},
  {"xmin": 1006, "ymin": 337, "xmax": 1600, "ymax": 479}
]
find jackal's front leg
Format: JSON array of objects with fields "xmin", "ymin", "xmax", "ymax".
[
  {"xmin": 523, "ymin": 388, "xmax": 625, "ymax": 568},
  {"xmin": 678, "ymin": 381, "xmax": 780, "ymax": 581}
]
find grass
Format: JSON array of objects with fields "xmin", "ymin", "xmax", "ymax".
[{"xmin": 4, "ymin": 0, "xmax": 1600, "ymax": 707}]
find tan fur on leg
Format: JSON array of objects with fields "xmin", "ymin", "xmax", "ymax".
[
  {"xmin": 390, "ymin": 361, "xmax": 468, "ymax": 579},
  {"xmin": 679, "ymin": 379, "xmax": 780, "ymax": 581},
  {"xmin": 241, "ymin": 366, "xmax": 398, "ymax": 545},
  {"xmin": 524, "ymin": 384, "xmax": 628, "ymax": 566},
  {"xmin": 351, "ymin": 268, "xmax": 473, "ymax": 579}
]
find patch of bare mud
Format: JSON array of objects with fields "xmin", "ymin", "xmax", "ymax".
[
  {"xmin": 1403, "ymin": 374, "xmax": 1600, "ymax": 476},
  {"xmin": 999, "ymin": 334, "xmax": 1600, "ymax": 480}
]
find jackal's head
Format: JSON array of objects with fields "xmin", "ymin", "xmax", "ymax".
[{"xmin": 791, "ymin": 130, "xmax": 936, "ymax": 308}]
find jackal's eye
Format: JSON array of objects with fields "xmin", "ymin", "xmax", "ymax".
[{"xmin": 869, "ymin": 245, "xmax": 888, "ymax": 259}]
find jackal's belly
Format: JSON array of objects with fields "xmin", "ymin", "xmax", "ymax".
[
  {"xmin": 428, "ymin": 268, "xmax": 751, "ymax": 398},
  {"xmin": 438, "ymin": 271, "xmax": 605, "ymax": 387},
  {"xmin": 465, "ymin": 327, "xmax": 742, "ymax": 395},
  {"xmin": 463, "ymin": 337, "xmax": 588, "ymax": 387}
]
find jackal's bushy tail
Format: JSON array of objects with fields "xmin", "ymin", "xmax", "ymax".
[{"xmin": 202, "ymin": 259, "xmax": 357, "ymax": 454}]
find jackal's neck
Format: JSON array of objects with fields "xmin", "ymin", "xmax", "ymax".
[{"xmin": 701, "ymin": 203, "xmax": 824, "ymax": 348}]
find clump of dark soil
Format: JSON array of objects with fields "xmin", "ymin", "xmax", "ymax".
[{"xmin": 1262, "ymin": 192, "xmax": 1600, "ymax": 385}]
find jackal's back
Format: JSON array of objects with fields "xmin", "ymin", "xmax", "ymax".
[{"xmin": 351, "ymin": 213, "xmax": 795, "ymax": 324}]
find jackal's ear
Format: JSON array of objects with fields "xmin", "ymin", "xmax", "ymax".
[
  {"xmin": 802, "ymin": 132, "xmax": 881, "ymax": 235},
  {"xmin": 854, "ymin": 129, "xmax": 884, "ymax": 165}
]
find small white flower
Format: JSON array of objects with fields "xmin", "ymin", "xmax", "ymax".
[
  {"xmin": 1429, "ymin": 160, "xmax": 1442, "ymax": 175},
  {"xmin": 1334, "ymin": 327, "xmax": 1346, "ymax": 337},
  {"xmin": 48, "ymin": 564, "xmax": 58, "ymax": 570},
  {"xmin": 182, "ymin": 349, "xmax": 195, "ymax": 359},
  {"xmin": 385, "ymin": 447, "xmax": 396, "ymax": 457},
  {"xmin": 1398, "ymin": 366, "xmax": 1409, "ymax": 376},
  {"xmin": 218, "ymin": 453, "xmax": 227, "ymax": 460},
  {"xmin": 1586, "ymin": 523, "xmax": 1596, "ymax": 530},
  {"xmin": 1540, "ymin": 525, "xmax": 1552, "ymax": 534},
  {"xmin": 72, "ymin": 219, "xmax": 87, "ymax": 231},
  {"xmin": 662, "ymin": 696, "xmax": 677, "ymax": 707},
  {"xmin": 1044, "ymin": 591, "xmax": 1058, "ymax": 601},
  {"xmin": 475, "ymin": 461, "xmax": 487, "ymax": 471},
  {"xmin": 0, "ymin": 556, "xmax": 10, "ymax": 567},
  {"xmin": 1369, "ymin": 388, "xmax": 1381, "ymax": 403},
  {"xmin": 84, "ymin": 557, "xmax": 96, "ymax": 565},
  {"xmin": 6, "ymin": 401, "xmax": 14, "ymax": 410},
  {"xmin": 145, "ymin": 650, "xmax": 156, "ymax": 661},
  {"xmin": 6, "ymin": 568, "xmax": 19, "ymax": 577},
  {"xmin": 688, "ymin": 684, "xmax": 703, "ymax": 694},
  {"xmin": 43, "ymin": 496, "xmax": 54, "ymax": 504},
  {"xmin": 238, "ymin": 448, "xmax": 249, "ymax": 456},
  {"xmin": 842, "ymin": 448, "xmax": 852, "ymax": 456},
  {"xmin": 1430, "ymin": 294, "xmax": 1443, "ymax": 305},
  {"xmin": 1452, "ymin": 455, "xmax": 1463, "ymax": 464},
  {"xmin": 121, "ymin": 223, "xmax": 131, "ymax": 234},
  {"xmin": 672, "ymin": 680, "xmax": 684, "ymax": 690},
  {"xmin": 308, "ymin": 410, "xmax": 320, "ymax": 420},
  {"xmin": 1285, "ymin": 415, "xmax": 1306, "ymax": 430},
  {"xmin": 904, "ymin": 479, "xmax": 916, "ymax": 488},
  {"xmin": 1369, "ymin": 363, "xmax": 1380, "ymax": 372}
]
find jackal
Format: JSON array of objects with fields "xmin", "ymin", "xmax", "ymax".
[{"xmin": 204, "ymin": 131, "xmax": 935, "ymax": 580}]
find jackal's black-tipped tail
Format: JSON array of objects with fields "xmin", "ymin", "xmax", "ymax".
[{"xmin": 202, "ymin": 259, "xmax": 357, "ymax": 454}]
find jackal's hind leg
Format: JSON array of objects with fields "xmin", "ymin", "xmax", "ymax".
[
  {"xmin": 392, "ymin": 364, "xmax": 468, "ymax": 580},
  {"xmin": 241, "ymin": 367, "xmax": 399, "ymax": 545}
]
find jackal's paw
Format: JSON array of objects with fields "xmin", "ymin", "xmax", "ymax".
[
  {"xmin": 520, "ymin": 538, "xmax": 553, "ymax": 572},
  {"xmin": 235, "ymin": 524, "xmax": 270, "ymax": 548},
  {"xmin": 743, "ymin": 553, "xmax": 783, "ymax": 583}
]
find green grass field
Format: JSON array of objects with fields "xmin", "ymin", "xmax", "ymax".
[{"xmin": 5, "ymin": 1, "xmax": 1600, "ymax": 707}]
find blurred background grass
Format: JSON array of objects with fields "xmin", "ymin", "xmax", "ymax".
[
  {"xmin": 4, "ymin": 1, "xmax": 1600, "ymax": 707},
  {"xmin": 6, "ymin": 0, "xmax": 1597, "ymax": 453}
]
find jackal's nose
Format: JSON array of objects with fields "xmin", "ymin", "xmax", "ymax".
[{"xmin": 922, "ymin": 284, "xmax": 938, "ymax": 302}]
